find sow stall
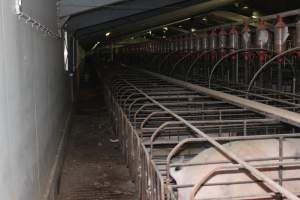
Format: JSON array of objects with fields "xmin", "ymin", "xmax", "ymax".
[{"xmin": 101, "ymin": 68, "xmax": 300, "ymax": 200}]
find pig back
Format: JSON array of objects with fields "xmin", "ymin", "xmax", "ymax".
[{"xmin": 170, "ymin": 139, "xmax": 300, "ymax": 200}]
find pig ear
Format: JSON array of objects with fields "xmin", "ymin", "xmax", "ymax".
[
  {"xmin": 170, "ymin": 156, "xmax": 184, "ymax": 183},
  {"xmin": 169, "ymin": 167, "xmax": 182, "ymax": 184}
]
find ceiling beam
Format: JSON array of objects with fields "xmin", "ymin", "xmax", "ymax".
[{"xmin": 58, "ymin": 0, "xmax": 126, "ymax": 18}]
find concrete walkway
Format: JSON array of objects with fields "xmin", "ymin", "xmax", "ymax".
[{"xmin": 57, "ymin": 86, "xmax": 137, "ymax": 200}]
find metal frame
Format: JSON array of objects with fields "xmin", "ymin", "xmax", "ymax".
[{"xmin": 101, "ymin": 68, "xmax": 300, "ymax": 200}]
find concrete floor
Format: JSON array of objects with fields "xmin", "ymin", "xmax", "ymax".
[{"xmin": 57, "ymin": 85, "xmax": 138, "ymax": 200}]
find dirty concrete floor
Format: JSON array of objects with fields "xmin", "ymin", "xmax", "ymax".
[{"xmin": 57, "ymin": 85, "xmax": 138, "ymax": 200}]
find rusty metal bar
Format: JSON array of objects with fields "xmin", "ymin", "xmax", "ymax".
[
  {"xmin": 140, "ymin": 69, "xmax": 300, "ymax": 129},
  {"xmin": 119, "ymin": 75, "xmax": 300, "ymax": 200}
]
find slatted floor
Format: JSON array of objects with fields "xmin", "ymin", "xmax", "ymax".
[{"xmin": 57, "ymin": 86, "xmax": 138, "ymax": 200}]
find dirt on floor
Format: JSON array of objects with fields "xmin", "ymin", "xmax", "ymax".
[{"xmin": 57, "ymin": 85, "xmax": 138, "ymax": 200}]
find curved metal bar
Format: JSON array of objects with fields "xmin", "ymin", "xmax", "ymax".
[
  {"xmin": 190, "ymin": 164, "xmax": 231, "ymax": 200},
  {"xmin": 158, "ymin": 50, "xmax": 183, "ymax": 73},
  {"xmin": 133, "ymin": 103, "xmax": 153, "ymax": 125},
  {"xmin": 140, "ymin": 111, "xmax": 167, "ymax": 130},
  {"xmin": 184, "ymin": 50, "xmax": 211, "ymax": 81},
  {"xmin": 119, "ymin": 88, "xmax": 138, "ymax": 105},
  {"xmin": 149, "ymin": 121, "xmax": 180, "ymax": 159},
  {"xmin": 190, "ymin": 161, "xmax": 300, "ymax": 200},
  {"xmin": 112, "ymin": 78, "xmax": 128, "ymax": 91},
  {"xmin": 117, "ymin": 87, "xmax": 135, "ymax": 103},
  {"xmin": 217, "ymin": 79, "xmax": 300, "ymax": 100},
  {"xmin": 208, "ymin": 48, "xmax": 274, "ymax": 88},
  {"xmin": 141, "ymin": 68, "xmax": 300, "ymax": 127},
  {"xmin": 140, "ymin": 108, "xmax": 227, "ymax": 130},
  {"xmin": 148, "ymin": 53, "xmax": 164, "ymax": 69},
  {"xmin": 219, "ymin": 85, "xmax": 300, "ymax": 108},
  {"xmin": 133, "ymin": 103, "xmax": 162, "ymax": 130},
  {"xmin": 158, "ymin": 49, "xmax": 192, "ymax": 72},
  {"xmin": 246, "ymin": 57, "xmax": 296, "ymax": 94},
  {"xmin": 247, "ymin": 47, "xmax": 300, "ymax": 93},
  {"xmin": 127, "ymin": 97, "xmax": 148, "ymax": 120},
  {"xmin": 285, "ymin": 57, "xmax": 296, "ymax": 76},
  {"xmin": 123, "ymin": 93, "xmax": 144, "ymax": 110},
  {"xmin": 169, "ymin": 51, "xmax": 197, "ymax": 76},
  {"xmin": 115, "ymin": 80, "xmax": 135, "ymax": 98},
  {"xmin": 166, "ymin": 135, "xmax": 300, "ymax": 200},
  {"xmin": 126, "ymin": 96, "xmax": 146, "ymax": 111},
  {"xmin": 112, "ymin": 81, "xmax": 125, "ymax": 96},
  {"xmin": 122, "ymin": 76, "xmax": 300, "ymax": 200}
]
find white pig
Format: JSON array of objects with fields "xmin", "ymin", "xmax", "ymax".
[{"xmin": 170, "ymin": 139, "xmax": 300, "ymax": 200}]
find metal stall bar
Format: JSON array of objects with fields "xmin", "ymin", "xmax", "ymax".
[
  {"xmin": 103, "ymin": 68, "xmax": 300, "ymax": 200},
  {"xmin": 140, "ymin": 69, "xmax": 300, "ymax": 129},
  {"xmin": 117, "ymin": 72, "xmax": 300, "ymax": 200}
]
